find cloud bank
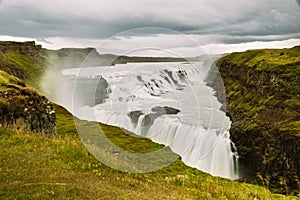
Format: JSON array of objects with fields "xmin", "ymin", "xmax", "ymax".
[{"xmin": 0, "ymin": 0, "xmax": 299, "ymax": 55}]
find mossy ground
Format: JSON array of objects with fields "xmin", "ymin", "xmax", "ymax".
[
  {"xmin": 218, "ymin": 46, "xmax": 300, "ymax": 134},
  {"xmin": 0, "ymin": 70, "xmax": 25, "ymax": 89},
  {"xmin": 0, "ymin": 105, "xmax": 298, "ymax": 199},
  {"xmin": 0, "ymin": 50, "xmax": 44, "ymax": 87},
  {"xmin": 221, "ymin": 46, "xmax": 300, "ymax": 72}
]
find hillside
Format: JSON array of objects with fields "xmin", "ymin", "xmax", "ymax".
[
  {"xmin": 216, "ymin": 46, "xmax": 300, "ymax": 195},
  {"xmin": 0, "ymin": 104, "xmax": 297, "ymax": 199},
  {"xmin": 0, "ymin": 41, "xmax": 45, "ymax": 87}
]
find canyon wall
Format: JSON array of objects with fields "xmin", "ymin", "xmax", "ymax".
[{"xmin": 215, "ymin": 46, "xmax": 300, "ymax": 195}]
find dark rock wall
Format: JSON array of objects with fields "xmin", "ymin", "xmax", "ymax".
[
  {"xmin": 215, "ymin": 56, "xmax": 300, "ymax": 195},
  {"xmin": 0, "ymin": 72, "xmax": 56, "ymax": 137}
]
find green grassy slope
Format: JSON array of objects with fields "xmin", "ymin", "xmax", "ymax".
[
  {"xmin": 0, "ymin": 70, "xmax": 26, "ymax": 89},
  {"xmin": 220, "ymin": 46, "xmax": 300, "ymax": 72},
  {"xmin": 0, "ymin": 104, "xmax": 298, "ymax": 199},
  {"xmin": 0, "ymin": 41, "xmax": 45, "ymax": 87}
]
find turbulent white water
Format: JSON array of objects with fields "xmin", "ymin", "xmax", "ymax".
[{"xmin": 62, "ymin": 62, "xmax": 239, "ymax": 179}]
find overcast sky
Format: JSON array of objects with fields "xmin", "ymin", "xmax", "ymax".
[{"xmin": 0, "ymin": 0, "xmax": 299, "ymax": 56}]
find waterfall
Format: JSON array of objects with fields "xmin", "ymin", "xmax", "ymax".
[{"xmin": 62, "ymin": 62, "xmax": 239, "ymax": 179}]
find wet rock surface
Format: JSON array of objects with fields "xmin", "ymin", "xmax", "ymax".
[{"xmin": 128, "ymin": 106, "xmax": 180, "ymax": 135}]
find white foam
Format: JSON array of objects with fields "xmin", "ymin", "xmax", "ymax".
[{"xmin": 62, "ymin": 62, "xmax": 239, "ymax": 179}]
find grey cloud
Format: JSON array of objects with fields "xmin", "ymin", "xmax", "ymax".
[
  {"xmin": 0, "ymin": 0, "xmax": 299, "ymax": 45},
  {"xmin": 221, "ymin": 33, "xmax": 300, "ymax": 44}
]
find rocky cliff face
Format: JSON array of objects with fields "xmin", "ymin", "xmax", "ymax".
[
  {"xmin": 215, "ymin": 46, "xmax": 300, "ymax": 195},
  {"xmin": 0, "ymin": 70, "xmax": 56, "ymax": 137},
  {"xmin": 0, "ymin": 41, "xmax": 42, "ymax": 57}
]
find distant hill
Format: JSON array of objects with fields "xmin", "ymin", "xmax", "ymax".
[
  {"xmin": 44, "ymin": 47, "xmax": 189, "ymax": 69},
  {"xmin": 0, "ymin": 41, "xmax": 196, "ymax": 86},
  {"xmin": 0, "ymin": 41, "xmax": 217, "ymax": 85}
]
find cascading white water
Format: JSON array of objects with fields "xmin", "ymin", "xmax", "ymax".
[{"xmin": 62, "ymin": 62, "xmax": 239, "ymax": 179}]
